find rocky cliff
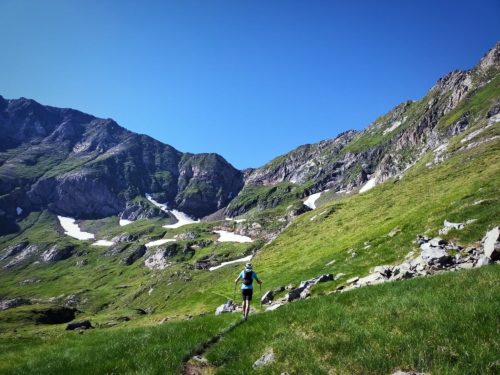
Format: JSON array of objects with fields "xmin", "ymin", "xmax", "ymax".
[
  {"xmin": 0, "ymin": 99, "xmax": 243, "ymax": 224},
  {"xmin": 227, "ymin": 42, "xmax": 500, "ymax": 216}
]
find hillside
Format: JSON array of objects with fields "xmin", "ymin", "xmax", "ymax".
[{"xmin": 0, "ymin": 43, "xmax": 499, "ymax": 374}]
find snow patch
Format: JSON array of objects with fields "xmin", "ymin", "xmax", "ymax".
[
  {"xmin": 145, "ymin": 238, "xmax": 176, "ymax": 248},
  {"xmin": 209, "ymin": 255, "xmax": 253, "ymax": 271},
  {"xmin": 119, "ymin": 219, "xmax": 133, "ymax": 226},
  {"xmin": 163, "ymin": 210, "xmax": 199, "ymax": 229},
  {"xmin": 225, "ymin": 218, "xmax": 247, "ymax": 223},
  {"xmin": 304, "ymin": 189, "xmax": 329, "ymax": 209},
  {"xmin": 359, "ymin": 178, "xmax": 377, "ymax": 193},
  {"xmin": 146, "ymin": 193, "xmax": 199, "ymax": 228},
  {"xmin": 214, "ymin": 230, "xmax": 253, "ymax": 243},
  {"xmin": 92, "ymin": 240, "xmax": 115, "ymax": 247},
  {"xmin": 16, "ymin": 207, "xmax": 23, "ymax": 216},
  {"xmin": 57, "ymin": 216, "xmax": 95, "ymax": 240}
]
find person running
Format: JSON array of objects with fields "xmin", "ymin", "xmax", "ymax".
[{"xmin": 235, "ymin": 263, "xmax": 262, "ymax": 320}]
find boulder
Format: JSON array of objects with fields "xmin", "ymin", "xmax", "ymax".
[
  {"xmin": 0, "ymin": 297, "xmax": 31, "ymax": 311},
  {"xmin": 41, "ymin": 245, "xmax": 74, "ymax": 263},
  {"xmin": 253, "ymin": 349, "xmax": 275, "ymax": 369},
  {"xmin": 261, "ymin": 290, "xmax": 274, "ymax": 304},
  {"xmin": 483, "ymin": 226, "xmax": 500, "ymax": 261},
  {"xmin": 285, "ymin": 286, "xmax": 307, "ymax": 302},
  {"xmin": 299, "ymin": 287, "xmax": 311, "ymax": 299},
  {"xmin": 475, "ymin": 256, "xmax": 490, "ymax": 268},
  {"xmin": 215, "ymin": 300, "xmax": 237, "ymax": 315},
  {"xmin": 419, "ymin": 246, "xmax": 453, "ymax": 267},
  {"xmin": 66, "ymin": 320, "xmax": 93, "ymax": 330}
]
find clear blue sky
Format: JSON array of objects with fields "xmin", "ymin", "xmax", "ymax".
[{"xmin": 1, "ymin": 1, "xmax": 498, "ymax": 168}]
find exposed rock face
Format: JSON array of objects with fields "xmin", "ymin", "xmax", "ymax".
[
  {"xmin": 228, "ymin": 42, "xmax": 500, "ymax": 215},
  {"xmin": 0, "ymin": 97, "xmax": 243, "ymax": 221},
  {"xmin": 3, "ymin": 244, "xmax": 40, "ymax": 269},
  {"xmin": 122, "ymin": 245, "xmax": 147, "ymax": 265},
  {"xmin": 119, "ymin": 202, "xmax": 169, "ymax": 221},
  {"xmin": 41, "ymin": 245, "xmax": 74, "ymax": 263},
  {"xmin": 0, "ymin": 297, "xmax": 31, "ymax": 311},
  {"xmin": 144, "ymin": 244, "xmax": 179, "ymax": 270}
]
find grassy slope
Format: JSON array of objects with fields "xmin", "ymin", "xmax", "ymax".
[
  {"xmin": 0, "ymin": 314, "xmax": 238, "ymax": 375},
  {"xmin": 206, "ymin": 266, "xmax": 500, "ymax": 375}
]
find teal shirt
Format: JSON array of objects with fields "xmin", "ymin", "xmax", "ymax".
[{"xmin": 239, "ymin": 270, "xmax": 258, "ymax": 290}]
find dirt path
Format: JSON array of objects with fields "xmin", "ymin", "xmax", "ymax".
[{"xmin": 182, "ymin": 319, "xmax": 244, "ymax": 375}]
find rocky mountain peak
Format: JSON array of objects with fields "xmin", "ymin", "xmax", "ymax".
[{"xmin": 478, "ymin": 41, "xmax": 500, "ymax": 72}]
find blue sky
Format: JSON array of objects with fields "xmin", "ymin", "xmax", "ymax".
[{"xmin": 1, "ymin": 1, "xmax": 498, "ymax": 168}]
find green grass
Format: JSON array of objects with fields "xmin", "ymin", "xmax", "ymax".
[
  {"xmin": 439, "ymin": 75, "xmax": 500, "ymax": 129},
  {"xmin": 0, "ymin": 314, "xmax": 239, "ymax": 375},
  {"xmin": 206, "ymin": 265, "xmax": 500, "ymax": 375}
]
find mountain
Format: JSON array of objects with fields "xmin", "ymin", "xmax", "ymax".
[
  {"xmin": 227, "ymin": 42, "xmax": 500, "ymax": 216},
  {"xmin": 0, "ymin": 42, "xmax": 498, "ymax": 375},
  {"xmin": 0, "ymin": 98, "xmax": 244, "ymax": 228}
]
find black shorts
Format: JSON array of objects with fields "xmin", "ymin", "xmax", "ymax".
[{"xmin": 241, "ymin": 289, "xmax": 253, "ymax": 301}]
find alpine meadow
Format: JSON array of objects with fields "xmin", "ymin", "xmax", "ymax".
[{"xmin": 0, "ymin": 3, "xmax": 499, "ymax": 375}]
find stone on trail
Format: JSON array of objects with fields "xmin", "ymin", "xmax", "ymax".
[
  {"xmin": 253, "ymin": 349, "xmax": 275, "ymax": 369},
  {"xmin": 215, "ymin": 300, "xmax": 237, "ymax": 315},
  {"xmin": 483, "ymin": 226, "xmax": 500, "ymax": 261}
]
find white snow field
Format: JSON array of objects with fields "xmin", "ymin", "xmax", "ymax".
[
  {"xmin": 145, "ymin": 238, "xmax": 176, "ymax": 248},
  {"xmin": 209, "ymin": 255, "xmax": 253, "ymax": 271},
  {"xmin": 92, "ymin": 240, "xmax": 115, "ymax": 247},
  {"xmin": 145, "ymin": 193, "xmax": 199, "ymax": 228},
  {"xmin": 214, "ymin": 230, "xmax": 253, "ymax": 243},
  {"xmin": 303, "ymin": 189, "xmax": 329, "ymax": 209},
  {"xmin": 57, "ymin": 216, "xmax": 95, "ymax": 240},
  {"xmin": 163, "ymin": 210, "xmax": 199, "ymax": 229},
  {"xmin": 359, "ymin": 178, "xmax": 377, "ymax": 193},
  {"xmin": 119, "ymin": 219, "xmax": 133, "ymax": 226}
]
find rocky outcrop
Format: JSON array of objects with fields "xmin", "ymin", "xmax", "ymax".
[
  {"xmin": 3, "ymin": 244, "xmax": 40, "ymax": 269},
  {"xmin": 144, "ymin": 244, "xmax": 180, "ymax": 270},
  {"xmin": 122, "ymin": 245, "xmax": 147, "ymax": 265},
  {"xmin": 215, "ymin": 300, "xmax": 240, "ymax": 315},
  {"xmin": 0, "ymin": 241, "xmax": 29, "ymax": 261},
  {"xmin": 66, "ymin": 320, "xmax": 93, "ymax": 330},
  {"xmin": 41, "ymin": 245, "xmax": 74, "ymax": 263},
  {"xmin": 0, "ymin": 297, "xmax": 31, "ymax": 311},
  {"xmin": 483, "ymin": 226, "xmax": 500, "ymax": 261}
]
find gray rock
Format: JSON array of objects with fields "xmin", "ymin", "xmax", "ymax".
[
  {"xmin": 215, "ymin": 300, "xmax": 237, "ymax": 315},
  {"xmin": 334, "ymin": 273, "xmax": 345, "ymax": 280},
  {"xmin": 483, "ymin": 226, "xmax": 500, "ymax": 261},
  {"xmin": 121, "ymin": 245, "xmax": 146, "ymax": 265},
  {"xmin": 266, "ymin": 303, "xmax": 284, "ymax": 311},
  {"xmin": 261, "ymin": 290, "xmax": 274, "ymax": 304},
  {"xmin": 4, "ymin": 245, "xmax": 40, "ymax": 268},
  {"xmin": 372, "ymin": 265, "xmax": 393, "ymax": 278},
  {"xmin": 111, "ymin": 233, "xmax": 138, "ymax": 243},
  {"xmin": 253, "ymin": 349, "xmax": 275, "ymax": 369},
  {"xmin": 41, "ymin": 245, "xmax": 74, "ymax": 263},
  {"xmin": 346, "ymin": 276, "xmax": 359, "ymax": 285},
  {"xmin": 388, "ymin": 227, "xmax": 401, "ymax": 237},
  {"xmin": 358, "ymin": 273, "xmax": 386, "ymax": 286},
  {"xmin": 429, "ymin": 237, "xmax": 447, "ymax": 247},
  {"xmin": 299, "ymin": 287, "xmax": 311, "ymax": 299},
  {"xmin": 66, "ymin": 320, "xmax": 93, "ymax": 330},
  {"xmin": 0, "ymin": 241, "xmax": 29, "ymax": 261},
  {"xmin": 420, "ymin": 246, "xmax": 453, "ymax": 267},
  {"xmin": 286, "ymin": 286, "xmax": 307, "ymax": 302},
  {"xmin": 0, "ymin": 297, "xmax": 31, "ymax": 311},
  {"xmin": 177, "ymin": 231, "xmax": 198, "ymax": 240},
  {"xmin": 475, "ymin": 256, "xmax": 490, "ymax": 268},
  {"xmin": 144, "ymin": 249, "xmax": 172, "ymax": 270},
  {"xmin": 273, "ymin": 286, "xmax": 286, "ymax": 293}
]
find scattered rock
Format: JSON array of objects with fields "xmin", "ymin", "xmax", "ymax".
[
  {"xmin": 325, "ymin": 259, "xmax": 336, "ymax": 266},
  {"xmin": 66, "ymin": 320, "xmax": 93, "ymax": 330},
  {"xmin": 285, "ymin": 286, "xmax": 308, "ymax": 302},
  {"xmin": 253, "ymin": 349, "xmax": 275, "ymax": 369},
  {"xmin": 3, "ymin": 244, "xmax": 40, "ymax": 268},
  {"xmin": 482, "ymin": 226, "xmax": 500, "ymax": 261},
  {"xmin": 261, "ymin": 290, "xmax": 274, "ymax": 304},
  {"xmin": 76, "ymin": 259, "xmax": 88, "ymax": 267},
  {"xmin": 266, "ymin": 303, "xmax": 284, "ymax": 311},
  {"xmin": 177, "ymin": 232, "xmax": 198, "ymax": 240},
  {"xmin": 299, "ymin": 287, "xmax": 311, "ymax": 299},
  {"xmin": 334, "ymin": 273, "xmax": 345, "ymax": 280},
  {"xmin": 20, "ymin": 278, "xmax": 41, "ymax": 285},
  {"xmin": 0, "ymin": 297, "xmax": 31, "ymax": 311},
  {"xmin": 388, "ymin": 227, "xmax": 401, "ymax": 237},
  {"xmin": 215, "ymin": 300, "xmax": 237, "ymax": 315},
  {"xmin": 475, "ymin": 256, "xmax": 490, "ymax": 268},
  {"xmin": 439, "ymin": 220, "xmax": 465, "ymax": 235},
  {"xmin": 346, "ymin": 276, "xmax": 359, "ymax": 285},
  {"xmin": 64, "ymin": 295, "xmax": 81, "ymax": 307}
]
